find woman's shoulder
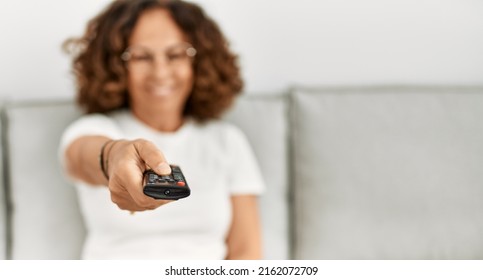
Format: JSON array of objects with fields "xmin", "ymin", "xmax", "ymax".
[{"xmin": 64, "ymin": 109, "xmax": 130, "ymax": 136}]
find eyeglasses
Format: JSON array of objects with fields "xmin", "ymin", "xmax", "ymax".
[{"xmin": 121, "ymin": 43, "xmax": 196, "ymax": 73}]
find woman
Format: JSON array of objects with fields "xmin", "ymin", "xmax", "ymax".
[{"xmin": 60, "ymin": 0, "xmax": 265, "ymax": 259}]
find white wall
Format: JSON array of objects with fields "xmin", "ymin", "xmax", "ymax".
[
  {"xmin": 1, "ymin": 0, "xmax": 482, "ymax": 100},
  {"xmin": 0, "ymin": 0, "xmax": 112, "ymax": 100}
]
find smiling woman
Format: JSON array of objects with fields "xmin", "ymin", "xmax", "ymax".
[
  {"xmin": 60, "ymin": 0, "xmax": 264, "ymax": 260},
  {"xmin": 63, "ymin": 0, "xmax": 242, "ymax": 120}
]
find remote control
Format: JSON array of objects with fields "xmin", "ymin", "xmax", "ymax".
[{"xmin": 143, "ymin": 165, "xmax": 190, "ymax": 200}]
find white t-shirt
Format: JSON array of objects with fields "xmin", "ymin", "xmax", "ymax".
[{"xmin": 59, "ymin": 109, "xmax": 265, "ymax": 259}]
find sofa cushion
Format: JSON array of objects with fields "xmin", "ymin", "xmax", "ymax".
[
  {"xmin": 224, "ymin": 94, "xmax": 290, "ymax": 259},
  {"xmin": 4, "ymin": 101, "xmax": 85, "ymax": 259},
  {"xmin": 292, "ymin": 86, "xmax": 483, "ymax": 259}
]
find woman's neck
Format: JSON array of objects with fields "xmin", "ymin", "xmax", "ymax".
[{"xmin": 132, "ymin": 108, "xmax": 184, "ymax": 132}]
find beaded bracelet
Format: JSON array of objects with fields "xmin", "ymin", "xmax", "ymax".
[{"xmin": 99, "ymin": 140, "xmax": 114, "ymax": 180}]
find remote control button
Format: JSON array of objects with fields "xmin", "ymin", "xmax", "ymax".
[
  {"xmin": 164, "ymin": 189, "xmax": 171, "ymax": 195},
  {"xmin": 176, "ymin": 181, "xmax": 185, "ymax": 186}
]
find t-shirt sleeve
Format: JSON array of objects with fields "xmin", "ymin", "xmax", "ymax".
[
  {"xmin": 225, "ymin": 124, "xmax": 266, "ymax": 195},
  {"xmin": 58, "ymin": 113, "xmax": 123, "ymax": 180}
]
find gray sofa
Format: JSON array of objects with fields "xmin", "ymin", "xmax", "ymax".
[{"xmin": 1, "ymin": 86, "xmax": 483, "ymax": 259}]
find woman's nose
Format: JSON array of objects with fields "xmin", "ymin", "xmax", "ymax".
[{"xmin": 150, "ymin": 56, "xmax": 173, "ymax": 79}]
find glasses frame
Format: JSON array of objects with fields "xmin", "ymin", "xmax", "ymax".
[{"xmin": 120, "ymin": 43, "xmax": 197, "ymax": 71}]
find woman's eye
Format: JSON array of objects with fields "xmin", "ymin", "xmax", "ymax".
[
  {"xmin": 131, "ymin": 54, "xmax": 152, "ymax": 61},
  {"xmin": 167, "ymin": 51, "xmax": 185, "ymax": 61}
]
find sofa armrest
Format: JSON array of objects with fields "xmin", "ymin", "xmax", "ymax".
[
  {"xmin": 3, "ymin": 100, "xmax": 85, "ymax": 259},
  {"xmin": 0, "ymin": 104, "xmax": 7, "ymax": 259}
]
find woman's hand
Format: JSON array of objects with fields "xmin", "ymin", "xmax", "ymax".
[
  {"xmin": 65, "ymin": 136, "xmax": 174, "ymax": 212},
  {"xmin": 104, "ymin": 139, "xmax": 173, "ymax": 211}
]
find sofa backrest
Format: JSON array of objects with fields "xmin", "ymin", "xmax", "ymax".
[
  {"xmin": 1, "ymin": 95, "xmax": 290, "ymax": 259},
  {"xmin": 291, "ymin": 86, "xmax": 483, "ymax": 259}
]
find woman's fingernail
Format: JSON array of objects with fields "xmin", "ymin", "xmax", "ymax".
[{"xmin": 157, "ymin": 162, "xmax": 171, "ymax": 174}]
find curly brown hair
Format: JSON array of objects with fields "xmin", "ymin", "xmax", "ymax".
[{"xmin": 64, "ymin": 0, "xmax": 243, "ymax": 121}]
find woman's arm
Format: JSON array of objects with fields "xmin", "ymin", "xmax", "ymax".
[
  {"xmin": 64, "ymin": 136, "xmax": 173, "ymax": 211},
  {"xmin": 225, "ymin": 195, "xmax": 263, "ymax": 259},
  {"xmin": 65, "ymin": 135, "xmax": 112, "ymax": 186}
]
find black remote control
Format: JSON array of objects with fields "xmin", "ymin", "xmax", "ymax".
[{"xmin": 143, "ymin": 165, "xmax": 190, "ymax": 200}]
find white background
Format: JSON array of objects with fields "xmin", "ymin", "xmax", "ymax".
[{"xmin": 0, "ymin": 0, "xmax": 482, "ymax": 100}]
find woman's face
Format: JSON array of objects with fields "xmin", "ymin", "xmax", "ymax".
[{"xmin": 125, "ymin": 8, "xmax": 194, "ymax": 118}]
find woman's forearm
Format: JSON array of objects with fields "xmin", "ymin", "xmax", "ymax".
[{"xmin": 64, "ymin": 135, "xmax": 112, "ymax": 186}]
